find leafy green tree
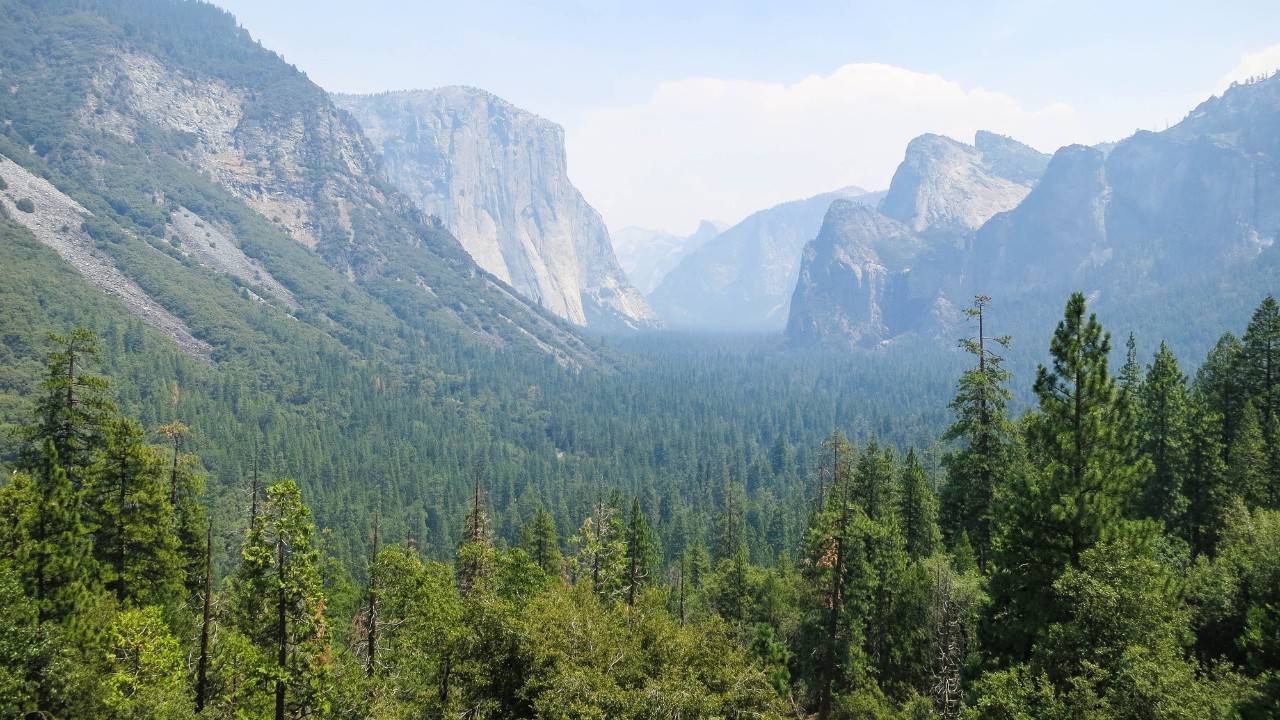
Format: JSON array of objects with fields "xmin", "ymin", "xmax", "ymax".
[
  {"xmin": 1137, "ymin": 342, "xmax": 1191, "ymax": 528},
  {"xmin": 0, "ymin": 561, "xmax": 40, "ymax": 718},
  {"xmin": 899, "ymin": 449, "xmax": 941, "ymax": 561},
  {"xmin": 102, "ymin": 607, "xmax": 193, "ymax": 720},
  {"xmin": 941, "ymin": 295, "xmax": 1017, "ymax": 571}
]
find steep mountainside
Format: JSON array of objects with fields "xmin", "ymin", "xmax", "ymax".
[
  {"xmin": 613, "ymin": 220, "xmax": 720, "ymax": 295},
  {"xmin": 0, "ymin": 0, "xmax": 594, "ymax": 367},
  {"xmin": 786, "ymin": 201, "xmax": 927, "ymax": 348},
  {"xmin": 787, "ymin": 131, "xmax": 1046, "ymax": 348},
  {"xmin": 790, "ymin": 82, "xmax": 1280, "ymax": 357},
  {"xmin": 651, "ymin": 188, "xmax": 881, "ymax": 330},
  {"xmin": 334, "ymin": 88, "xmax": 658, "ymax": 331}
]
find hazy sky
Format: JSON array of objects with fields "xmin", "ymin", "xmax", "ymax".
[{"xmin": 215, "ymin": 0, "xmax": 1280, "ymax": 234}]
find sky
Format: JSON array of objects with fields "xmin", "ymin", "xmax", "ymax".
[{"xmin": 214, "ymin": 0, "xmax": 1280, "ymax": 235}]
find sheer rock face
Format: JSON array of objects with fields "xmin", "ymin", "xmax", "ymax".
[
  {"xmin": 786, "ymin": 201, "xmax": 926, "ymax": 348},
  {"xmin": 335, "ymin": 88, "xmax": 659, "ymax": 331},
  {"xmin": 878, "ymin": 133, "xmax": 1045, "ymax": 238},
  {"xmin": 650, "ymin": 188, "xmax": 881, "ymax": 330},
  {"xmin": 786, "ymin": 131, "xmax": 1047, "ymax": 349}
]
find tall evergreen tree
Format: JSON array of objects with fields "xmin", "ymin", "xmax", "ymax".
[
  {"xmin": 990, "ymin": 292, "xmax": 1144, "ymax": 661},
  {"xmin": 941, "ymin": 295, "xmax": 1017, "ymax": 571},
  {"xmin": 21, "ymin": 328, "xmax": 115, "ymax": 489},
  {"xmin": 623, "ymin": 499, "xmax": 661, "ymax": 606},
  {"xmin": 231, "ymin": 480, "xmax": 331, "ymax": 720},
  {"xmin": 1137, "ymin": 343, "xmax": 1191, "ymax": 528},
  {"xmin": 1242, "ymin": 295, "xmax": 1280, "ymax": 423},
  {"xmin": 1182, "ymin": 390, "xmax": 1230, "ymax": 557},
  {"xmin": 899, "ymin": 449, "xmax": 941, "ymax": 561},
  {"xmin": 87, "ymin": 417, "xmax": 184, "ymax": 608},
  {"xmin": 456, "ymin": 467, "xmax": 493, "ymax": 597},
  {"xmin": 520, "ymin": 508, "xmax": 562, "ymax": 576},
  {"xmin": 1118, "ymin": 331, "xmax": 1143, "ymax": 408},
  {"xmin": 1195, "ymin": 332, "xmax": 1247, "ymax": 457},
  {"xmin": 1228, "ymin": 403, "xmax": 1270, "ymax": 508}
]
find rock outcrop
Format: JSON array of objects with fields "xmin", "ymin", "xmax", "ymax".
[
  {"xmin": 786, "ymin": 200, "xmax": 926, "ymax": 348},
  {"xmin": 650, "ymin": 188, "xmax": 881, "ymax": 330},
  {"xmin": 334, "ymin": 88, "xmax": 659, "ymax": 331},
  {"xmin": 878, "ymin": 132, "xmax": 1044, "ymax": 238}
]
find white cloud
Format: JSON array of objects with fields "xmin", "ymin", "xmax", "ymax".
[
  {"xmin": 565, "ymin": 63, "xmax": 1087, "ymax": 234},
  {"xmin": 1218, "ymin": 44, "xmax": 1280, "ymax": 92}
]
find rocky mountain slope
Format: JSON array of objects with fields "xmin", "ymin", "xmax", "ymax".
[
  {"xmin": 650, "ymin": 188, "xmax": 881, "ymax": 330},
  {"xmin": 787, "ymin": 132, "xmax": 1046, "ymax": 348},
  {"xmin": 613, "ymin": 220, "xmax": 720, "ymax": 295},
  {"xmin": 789, "ymin": 81, "xmax": 1280, "ymax": 356},
  {"xmin": 334, "ymin": 88, "xmax": 658, "ymax": 331},
  {"xmin": 0, "ymin": 0, "xmax": 595, "ymax": 367}
]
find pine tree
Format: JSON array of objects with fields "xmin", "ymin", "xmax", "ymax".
[
  {"xmin": 1028, "ymin": 292, "xmax": 1142, "ymax": 565},
  {"xmin": 570, "ymin": 494, "xmax": 625, "ymax": 600},
  {"xmin": 24, "ymin": 440, "xmax": 97, "ymax": 626},
  {"xmin": 21, "ymin": 328, "xmax": 114, "ymax": 490},
  {"xmin": 1182, "ymin": 391, "xmax": 1229, "ymax": 557},
  {"xmin": 520, "ymin": 508, "xmax": 561, "ymax": 576},
  {"xmin": 1118, "ymin": 331, "xmax": 1143, "ymax": 408},
  {"xmin": 990, "ymin": 293, "xmax": 1144, "ymax": 661},
  {"xmin": 1195, "ymin": 332, "xmax": 1247, "ymax": 456},
  {"xmin": 941, "ymin": 295, "xmax": 1017, "ymax": 571},
  {"xmin": 1228, "ymin": 403, "xmax": 1269, "ymax": 508},
  {"xmin": 623, "ymin": 499, "xmax": 661, "ymax": 606},
  {"xmin": 1242, "ymin": 295, "xmax": 1280, "ymax": 423},
  {"xmin": 899, "ymin": 449, "xmax": 941, "ymax": 561},
  {"xmin": 1137, "ymin": 343, "xmax": 1190, "ymax": 528},
  {"xmin": 231, "ymin": 480, "xmax": 331, "ymax": 720},
  {"xmin": 87, "ymin": 417, "xmax": 184, "ymax": 608},
  {"xmin": 456, "ymin": 466, "xmax": 493, "ymax": 597},
  {"xmin": 854, "ymin": 441, "xmax": 897, "ymax": 524}
]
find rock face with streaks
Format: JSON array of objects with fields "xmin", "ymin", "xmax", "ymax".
[
  {"xmin": 0, "ymin": 155, "xmax": 212, "ymax": 359},
  {"xmin": 334, "ymin": 88, "xmax": 659, "ymax": 331}
]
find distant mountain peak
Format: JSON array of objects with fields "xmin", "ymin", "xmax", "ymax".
[{"xmin": 878, "ymin": 131, "xmax": 1046, "ymax": 236}]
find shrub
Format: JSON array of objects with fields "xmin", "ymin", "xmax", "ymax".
[{"xmin": 15, "ymin": 198, "xmax": 34, "ymax": 213}]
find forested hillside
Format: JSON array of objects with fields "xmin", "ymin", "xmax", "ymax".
[{"xmin": 1, "ymin": 292, "xmax": 1277, "ymax": 718}]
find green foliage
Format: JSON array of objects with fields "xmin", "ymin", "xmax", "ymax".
[
  {"xmin": 102, "ymin": 606, "xmax": 193, "ymax": 720},
  {"xmin": 989, "ymin": 292, "xmax": 1148, "ymax": 660},
  {"xmin": 942, "ymin": 295, "xmax": 1018, "ymax": 570},
  {"xmin": 14, "ymin": 197, "xmax": 33, "ymax": 213}
]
